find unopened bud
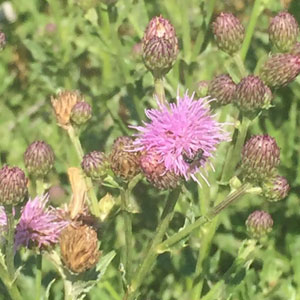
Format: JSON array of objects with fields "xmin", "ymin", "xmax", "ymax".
[
  {"xmin": 212, "ymin": 12, "xmax": 245, "ymax": 55},
  {"xmin": 0, "ymin": 166, "xmax": 28, "ymax": 205},
  {"xmin": 235, "ymin": 75, "xmax": 272, "ymax": 111},
  {"xmin": 269, "ymin": 12, "xmax": 299, "ymax": 52},
  {"xmin": 196, "ymin": 80, "xmax": 209, "ymax": 97},
  {"xmin": 71, "ymin": 101, "xmax": 92, "ymax": 125},
  {"xmin": 81, "ymin": 151, "xmax": 109, "ymax": 180},
  {"xmin": 263, "ymin": 175, "xmax": 290, "ymax": 202},
  {"xmin": 110, "ymin": 137, "xmax": 140, "ymax": 180},
  {"xmin": 140, "ymin": 150, "xmax": 180, "ymax": 190},
  {"xmin": 260, "ymin": 54, "xmax": 300, "ymax": 87},
  {"xmin": 51, "ymin": 90, "xmax": 82, "ymax": 128},
  {"xmin": 142, "ymin": 16, "xmax": 178, "ymax": 78},
  {"xmin": 246, "ymin": 210, "xmax": 273, "ymax": 239},
  {"xmin": 208, "ymin": 74, "xmax": 236, "ymax": 105},
  {"xmin": 60, "ymin": 224, "xmax": 100, "ymax": 273},
  {"xmin": 291, "ymin": 42, "xmax": 300, "ymax": 56},
  {"xmin": 24, "ymin": 141, "xmax": 55, "ymax": 177},
  {"xmin": 241, "ymin": 135, "xmax": 280, "ymax": 182}
]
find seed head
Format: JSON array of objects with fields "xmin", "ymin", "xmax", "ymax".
[
  {"xmin": 51, "ymin": 90, "xmax": 82, "ymax": 128},
  {"xmin": 24, "ymin": 141, "xmax": 55, "ymax": 177},
  {"xmin": 241, "ymin": 135, "xmax": 280, "ymax": 182},
  {"xmin": 269, "ymin": 12, "xmax": 299, "ymax": 52},
  {"xmin": 208, "ymin": 74, "xmax": 236, "ymax": 105},
  {"xmin": 60, "ymin": 224, "xmax": 100, "ymax": 273},
  {"xmin": 260, "ymin": 53, "xmax": 300, "ymax": 87},
  {"xmin": 142, "ymin": 16, "xmax": 178, "ymax": 78},
  {"xmin": 140, "ymin": 150, "xmax": 181, "ymax": 190},
  {"xmin": 81, "ymin": 151, "xmax": 109, "ymax": 180},
  {"xmin": 71, "ymin": 101, "xmax": 92, "ymax": 125},
  {"xmin": 262, "ymin": 175, "xmax": 290, "ymax": 202},
  {"xmin": 246, "ymin": 210, "xmax": 273, "ymax": 239},
  {"xmin": 212, "ymin": 12, "xmax": 245, "ymax": 55},
  {"xmin": 0, "ymin": 166, "xmax": 28, "ymax": 206},
  {"xmin": 235, "ymin": 75, "xmax": 272, "ymax": 112},
  {"xmin": 110, "ymin": 137, "xmax": 141, "ymax": 180}
]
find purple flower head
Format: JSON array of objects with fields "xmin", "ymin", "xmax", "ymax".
[
  {"xmin": 132, "ymin": 92, "xmax": 230, "ymax": 183},
  {"xmin": 15, "ymin": 194, "xmax": 69, "ymax": 249}
]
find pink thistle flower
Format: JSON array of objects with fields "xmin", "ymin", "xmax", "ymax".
[
  {"xmin": 15, "ymin": 194, "xmax": 69, "ymax": 249},
  {"xmin": 132, "ymin": 92, "xmax": 229, "ymax": 183}
]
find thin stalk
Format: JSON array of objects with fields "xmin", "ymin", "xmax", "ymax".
[
  {"xmin": 240, "ymin": 0, "xmax": 263, "ymax": 61},
  {"xmin": 125, "ymin": 188, "xmax": 181, "ymax": 300},
  {"xmin": 35, "ymin": 253, "xmax": 42, "ymax": 300},
  {"xmin": 5, "ymin": 205, "xmax": 15, "ymax": 280},
  {"xmin": 67, "ymin": 126, "xmax": 100, "ymax": 217},
  {"xmin": 157, "ymin": 184, "xmax": 250, "ymax": 253},
  {"xmin": 221, "ymin": 116, "xmax": 251, "ymax": 183},
  {"xmin": 35, "ymin": 178, "xmax": 45, "ymax": 195},
  {"xmin": 154, "ymin": 77, "xmax": 166, "ymax": 105},
  {"xmin": 120, "ymin": 188, "xmax": 133, "ymax": 284},
  {"xmin": 233, "ymin": 54, "xmax": 248, "ymax": 78}
]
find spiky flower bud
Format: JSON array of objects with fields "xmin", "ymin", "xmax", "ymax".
[
  {"xmin": 60, "ymin": 224, "xmax": 100, "ymax": 273},
  {"xmin": 0, "ymin": 31, "xmax": 6, "ymax": 50},
  {"xmin": 260, "ymin": 54, "xmax": 300, "ymax": 87},
  {"xmin": 262, "ymin": 175, "xmax": 290, "ymax": 202},
  {"xmin": 0, "ymin": 166, "xmax": 28, "ymax": 205},
  {"xmin": 291, "ymin": 42, "xmax": 300, "ymax": 56},
  {"xmin": 70, "ymin": 101, "xmax": 92, "ymax": 125},
  {"xmin": 140, "ymin": 150, "xmax": 180, "ymax": 190},
  {"xmin": 142, "ymin": 15, "xmax": 178, "ymax": 78},
  {"xmin": 51, "ymin": 90, "xmax": 82, "ymax": 128},
  {"xmin": 208, "ymin": 74, "xmax": 236, "ymax": 105},
  {"xmin": 246, "ymin": 210, "xmax": 273, "ymax": 239},
  {"xmin": 24, "ymin": 141, "xmax": 55, "ymax": 177},
  {"xmin": 235, "ymin": 75, "xmax": 272, "ymax": 111},
  {"xmin": 81, "ymin": 151, "xmax": 109, "ymax": 180},
  {"xmin": 269, "ymin": 12, "xmax": 299, "ymax": 52},
  {"xmin": 196, "ymin": 80, "xmax": 209, "ymax": 97},
  {"xmin": 110, "ymin": 137, "xmax": 140, "ymax": 180},
  {"xmin": 212, "ymin": 12, "xmax": 245, "ymax": 55},
  {"xmin": 241, "ymin": 135, "xmax": 280, "ymax": 182}
]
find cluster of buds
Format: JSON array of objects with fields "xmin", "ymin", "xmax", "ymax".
[
  {"xmin": 246, "ymin": 210, "xmax": 273, "ymax": 239},
  {"xmin": 142, "ymin": 15, "xmax": 178, "ymax": 78},
  {"xmin": 212, "ymin": 12, "xmax": 245, "ymax": 55},
  {"xmin": 24, "ymin": 141, "xmax": 55, "ymax": 177},
  {"xmin": 269, "ymin": 12, "xmax": 299, "ymax": 52},
  {"xmin": 234, "ymin": 75, "xmax": 272, "ymax": 112},
  {"xmin": 109, "ymin": 136, "xmax": 141, "ymax": 180},
  {"xmin": 51, "ymin": 90, "xmax": 92, "ymax": 128},
  {"xmin": 81, "ymin": 151, "xmax": 110, "ymax": 180}
]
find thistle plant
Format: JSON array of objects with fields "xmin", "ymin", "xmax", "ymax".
[{"xmin": 0, "ymin": 3, "xmax": 299, "ymax": 300}]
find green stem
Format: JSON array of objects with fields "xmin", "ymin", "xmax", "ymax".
[
  {"xmin": 233, "ymin": 54, "xmax": 248, "ymax": 78},
  {"xmin": 157, "ymin": 184, "xmax": 250, "ymax": 253},
  {"xmin": 221, "ymin": 116, "xmax": 251, "ymax": 183},
  {"xmin": 35, "ymin": 178, "xmax": 45, "ymax": 195},
  {"xmin": 154, "ymin": 77, "xmax": 166, "ymax": 105},
  {"xmin": 240, "ymin": 0, "xmax": 263, "ymax": 61},
  {"xmin": 67, "ymin": 126, "xmax": 100, "ymax": 217},
  {"xmin": 35, "ymin": 253, "xmax": 42, "ymax": 300},
  {"xmin": 121, "ymin": 188, "xmax": 133, "ymax": 284},
  {"xmin": 125, "ymin": 188, "xmax": 181, "ymax": 300}
]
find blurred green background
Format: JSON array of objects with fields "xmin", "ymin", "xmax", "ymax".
[{"xmin": 1, "ymin": 0, "xmax": 300, "ymax": 299}]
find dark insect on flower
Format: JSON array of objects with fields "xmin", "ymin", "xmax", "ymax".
[{"xmin": 182, "ymin": 149, "xmax": 204, "ymax": 165}]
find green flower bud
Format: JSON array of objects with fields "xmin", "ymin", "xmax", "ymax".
[
  {"xmin": 0, "ymin": 166, "xmax": 28, "ymax": 205},
  {"xmin": 110, "ymin": 137, "xmax": 140, "ymax": 180},
  {"xmin": 241, "ymin": 135, "xmax": 280, "ymax": 182},
  {"xmin": 246, "ymin": 210, "xmax": 273, "ymax": 239},
  {"xmin": 235, "ymin": 75, "xmax": 272, "ymax": 112},
  {"xmin": 142, "ymin": 16, "xmax": 178, "ymax": 78},
  {"xmin": 263, "ymin": 175, "xmax": 290, "ymax": 202},
  {"xmin": 196, "ymin": 80, "xmax": 209, "ymax": 97},
  {"xmin": 260, "ymin": 53, "xmax": 300, "ymax": 87},
  {"xmin": 140, "ymin": 150, "xmax": 180, "ymax": 190},
  {"xmin": 208, "ymin": 74, "xmax": 236, "ymax": 105},
  {"xmin": 24, "ymin": 141, "xmax": 55, "ymax": 177},
  {"xmin": 269, "ymin": 12, "xmax": 299, "ymax": 52},
  {"xmin": 212, "ymin": 12, "xmax": 245, "ymax": 55},
  {"xmin": 71, "ymin": 101, "xmax": 92, "ymax": 125},
  {"xmin": 81, "ymin": 151, "xmax": 109, "ymax": 180}
]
